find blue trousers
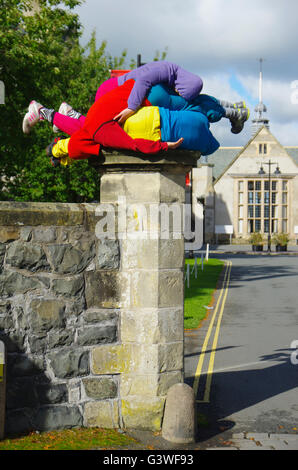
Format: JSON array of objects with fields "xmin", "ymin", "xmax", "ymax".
[{"xmin": 147, "ymin": 84, "xmax": 225, "ymax": 123}]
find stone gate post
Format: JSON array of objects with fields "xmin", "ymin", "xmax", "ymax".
[{"xmin": 91, "ymin": 150, "xmax": 198, "ymax": 430}]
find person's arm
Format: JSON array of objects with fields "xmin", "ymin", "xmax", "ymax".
[
  {"xmin": 113, "ymin": 76, "xmax": 154, "ymax": 124},
  {"xmin": 114, "ymin": 62, "xmax": 177, "ymax": 124}
]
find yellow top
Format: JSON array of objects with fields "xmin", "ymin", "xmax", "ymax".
[
  {"xmin": 123, "ymin": 106, "xmax": 161, "ymax": 141},
  {"xmin": 52, "ymin": 138, "xmax": 73, "ymax": 166}
]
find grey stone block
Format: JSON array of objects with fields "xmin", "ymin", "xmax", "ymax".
[
  {"xmin": 5, "ymin": 241, "xmax": 50, "ymax": 272},
  {"xmin": 33, "ymin": 227, "xmax": 57, "ymax": 243},
  {"xmin": 51, "ymin": 276, "xmax": 84, "ymax": 298},
  {"xmin": 36, "ymin": 383, "xmax": 68, "ymax": 405},
  {"xmin": 0, "ymin": 272, "xmax": 42, "ymax": 296},
  {"xmin": 97, "ymin": 239, "xmax": 120, "ymax": 269},
  {"xmin": 46, "ymin": 243, "xmax": 95, "ymax": 274},
  {"xmin": 29, "ymin": 298, "xmax": 66, "ymax": 334},
  {"xmin": 48, "ymin": 349, "xmax": 89, "ymax": 379},
  {"xmin": 77, "ymin": 325, "xmax": 117, "ymax": 346},
  {"xmin": 33, "ymin": 405, "xmax": 83, "ymax": 431},
  {"xmin": 9, "ymin": 355, "xmax": 44, "ymax": 378},
  {"xmin": 82, "ymin": 309, "xmax": 119, "ymax": 324},
  {"xmin": 82, "ymin": 377, "xmax": 117, "ymax": 399},
  {"xmin": 28, "ymin": 335, "xmax": 47, "ymax": 354},
  {"xmin": 47, "ymin": 329, "xmax": 75, "ymax": 349},
  {"xmin": 85, "ymin": 271, "xmax": 120, "ymax": 309}
]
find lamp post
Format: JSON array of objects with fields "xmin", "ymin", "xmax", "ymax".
[{"xmin": 258, "ymin": 160, "xmax": 281, "ymax": 252}]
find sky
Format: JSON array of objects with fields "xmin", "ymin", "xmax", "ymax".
[{"xmin": 73, "ymin": 0, "xmax": 298, "ymax": 147}]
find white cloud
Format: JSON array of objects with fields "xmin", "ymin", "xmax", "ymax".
[
  {"xmin": 238, "ymin": 74, "xmax": 298, "ymax": 123},
  {"xmin": 73, "ymin": 0, "xmax": 298, "ymax": 146}
]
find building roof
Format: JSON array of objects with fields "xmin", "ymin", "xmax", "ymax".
[
  {"xmin": 205, "ymin": 128, "xmax": 298, "ymax": 181},
  {"xmin": 207, "ymin": 147, "xmax": 241, "ymax": 180},
  {"xmin": 284, "ymin": 147, "xmax": 298, "ymax": 165}
]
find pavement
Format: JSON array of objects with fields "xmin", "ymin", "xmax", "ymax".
[
  {"xmin": 190, "ymin": 242, "xmax": 298, "ymax": 256},
  {"xmin": 123, "ymin": 429, "xmax": 298, "ymax": 450}
]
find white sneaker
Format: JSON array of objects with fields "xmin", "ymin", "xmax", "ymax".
[
  {"xmin": 22, "ymin": 100, "xmax": 43, "ymax": 134},
  {"xmin": 53, "ymin": 102, "xmax": 73, "ymax": 133}
]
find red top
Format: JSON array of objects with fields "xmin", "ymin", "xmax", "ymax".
[{"xmin": 68, "ymin": 80, "xmax": 168, "ymax": 160}]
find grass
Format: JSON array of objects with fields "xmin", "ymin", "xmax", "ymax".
[
  {"xmin": 0, "ymin": 427, "xmax": 140, "ymax": 451},
  {"xmin": 184, "ymin": 257, "xmax": 224, "ymax": 330}
]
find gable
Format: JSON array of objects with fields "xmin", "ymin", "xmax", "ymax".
[{"xmin": 212, "ymin": 126, "xmax": 298, "ymax": 185}]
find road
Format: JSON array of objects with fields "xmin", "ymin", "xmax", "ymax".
[{"xmin": 184, "ymin": 254, "xmax": 298, "ymax": 447}]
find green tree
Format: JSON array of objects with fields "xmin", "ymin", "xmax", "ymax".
[
  {"xmin": 0, "ymin": 0, "xmax": 167, "ymax": 202},
  {"xmin": 0, "ymin": 0, "xmax": 125, "ymax": 202}
]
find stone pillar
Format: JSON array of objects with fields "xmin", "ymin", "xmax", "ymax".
[{"xmin": 91, "ymin": 150, "xmax": 198, "ymax": 431}]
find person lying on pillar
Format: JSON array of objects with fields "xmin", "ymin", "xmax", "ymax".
[
  {"xmin": 23, "ymin": 60, "xmax": 249, "ymax": 137},
  {"xmin": 22, "ymin": 78, "xmax": 248, "ymax": 167}
]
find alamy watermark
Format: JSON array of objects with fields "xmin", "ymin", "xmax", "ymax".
[
  {"xmin": 94, "ymin": 196, "xmax": 203, "ymax": 250},
  {"xmin": 0, "ymin": 80, "xmax": 4, "ymax": 105}
]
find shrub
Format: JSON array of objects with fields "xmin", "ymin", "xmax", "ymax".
[
  {"xmin": 272, "ymin": 232, "xmax": 289, "ymax": 246},
  {"xmin": 248, "ymin": 232, "xmax": 264, "ymax": 245}
]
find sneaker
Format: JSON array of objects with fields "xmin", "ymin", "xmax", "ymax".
[
  {"xmin": 22, "ymin": 100, "xmax": 44, "ymax": 134},
  {"xmin": 53, "ymin": 102, "xmax": 73, "ymax": 133},
  {"xmin": 230, "ymin": 108, "xmax": 250, "ymax": 134},
  {"xmin": 233, "ymin": 101, "xmax": 246, "ymax": 109}
]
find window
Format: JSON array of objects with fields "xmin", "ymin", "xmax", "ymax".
[
  {"xmin": 238, "ymin": 178, "xmax": 288, "ymax": 236},
  {"xmin": 247, "ymin": 180, "xmax": 262, "ymax": 233},
  {"xmin": 259, "ymin": 143, "xmax": 267, "ymax": 154},
  {"xmin": 238, "ymin": 180, "xmax": 244, "ymax": 234}
]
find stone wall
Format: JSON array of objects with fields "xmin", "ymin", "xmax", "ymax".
[
  {"xmin": 0, "ymin": 151, "xmax": 196, "ymax": 436},
  {"xmin": 0, "ymin": 202, "xmax": 120, "ymax": 434}
]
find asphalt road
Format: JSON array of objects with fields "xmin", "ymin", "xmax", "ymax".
[{"xmin": 184, "ymin": 254, "xmax": 298, "ymax": 443}]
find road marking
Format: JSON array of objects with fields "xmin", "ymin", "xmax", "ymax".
[{"xmin": 193, "ymin": 260, "xmax": 232, "ymax": 402}]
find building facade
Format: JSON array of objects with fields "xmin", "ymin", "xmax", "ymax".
[{"xmin": 191, "ymin": 126, "xmax": 298, "ymax": 244}]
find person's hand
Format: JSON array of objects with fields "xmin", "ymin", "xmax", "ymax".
[
  {"xmin": 113, "ymin": 108, "xmax": 135, "ymax": 124},
  {"xmin": 167, "ymin": 137, "xmax": 184, "ymax": 150}
]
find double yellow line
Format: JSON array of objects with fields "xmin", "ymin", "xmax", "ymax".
[{"xmin": 193, "ymin": 260, "xmax": 232, "ymax": 403}]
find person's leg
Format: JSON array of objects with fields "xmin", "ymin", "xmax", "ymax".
[
  {"xmin": 52, "ymin": 112, "xmax": 85, "ymax": 135},
  {"xmin": 191, "ymin": 94, "xmax": 249, "ymax": 132},
  {"xmin": 190, "ymin": 94, "xmax": 226, "ymax": 122},
  {"xmin": 22, "ymin": 100, "xmax": 86, "ymax": 136},
  {"xmin": 53, "ymin": 102, "xmax": 83, "ymax": 133},
  {"xmin": 148, "ymin": 86, "xmax": 225, "ymax": 123}
]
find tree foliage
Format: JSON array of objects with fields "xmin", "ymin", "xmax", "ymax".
[{"xmin": 0, "ymin": 0, "xmax": 128, "ymax": 202}]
